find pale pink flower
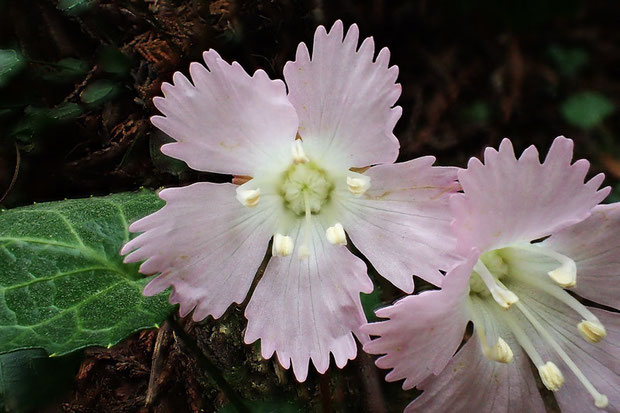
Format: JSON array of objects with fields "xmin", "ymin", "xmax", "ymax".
[
  {"xmin": 363, "ymin": 137, "xmax": 620, "ymax": 412},
  {"xmin": 121, "ymin": 21, "xmax": 459, "ymax": 381}
]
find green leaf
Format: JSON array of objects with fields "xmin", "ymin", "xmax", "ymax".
[
  {"xmin": 0, "ymin": 49, "xmax": 25, "ymax": 87},
  {"xmin": 548, "ymin": 45, "xmax": 588, "ymax": 78},
  {"xmin": 47, "ymin": 102, "xmax": 83, "ymax": 121},
  {"xmin": 561, "ymin": 91, "xmax": 615, "ymax": 130},
  {"xmin": 608, "ymin": 183, "xmax": 620, "ymax": 204},
  {"xmin": 43, "ymin": 58, "xmax": 89, "ymax": 82},
  {"xmin": 361, "ymin": 285, "xmax": 383, "ymax": 322},
  {"xmin": 57, "ymin": 0, "xmax": 93, "ymax": 14},
  {"xmin": 0, "ymin": 190, "xmax": 175, "ymax": 356},
  {"xmin": 98, "ymin": 47, "xmax": 132, "ymax": 75},
  {"xmin": 0, "ymin": 349, "xmax": 80, "ymax": 413},
  {"xmin": 80, "ymin": 80, "xmax": 120, "ymax": 105},
  {"xmin": 9, "ymin": 106, "xmax": 50, "ymax": 143}
]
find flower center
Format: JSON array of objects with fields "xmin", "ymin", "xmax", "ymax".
[
  {"xmin": 280, "ymin": 161, "xmax": 333, "ymax": 216},
  {"xmin": 235, "ymin": 140, "xmax": 369, "ymax": 259},
  {"xmin": 467, "ymin": 245, "xmax": 609, "ymax": 409}
]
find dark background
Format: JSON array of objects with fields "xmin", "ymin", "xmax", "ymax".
[{"xmin": 0, "ymin": 0, "xmax": 618, "ymax": 412}]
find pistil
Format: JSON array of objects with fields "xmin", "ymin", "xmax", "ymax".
[{"xmin": 298, "ymin": 191, "xmax": 312, "ymax": 259}]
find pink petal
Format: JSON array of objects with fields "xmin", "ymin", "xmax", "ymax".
[
  {"xmin": 452, "ymin": 137, "xmax": 610, "ymax": 254},
  {"xmin": 361, "ymin": 254, "xmax": 476, "ymax": 389},
  {"xmin": 512, "ymin": 283, "xmax": 620, "ymax": 412},
  {"xmin": 406, "ymin": 332, "xmax": 545, "ymax": 413},
  {"xmin": 341, "ymin": 157, "xmax": 461, "ymax": 291},
  {"xmin": 121, "ymin": 183, "xmax": 278, "ymax": 319},
  {"xmin": 152, "ymin": 50, "xmax": 298, "ymax": 176},
  {"xmin": 244, "ymin": 220, "xmax": 373, "ymax": 382},
  {"xmin": 283, "ymin": 20, "xmax": 401, "ymax": 168},
  {"xmin": 543, "ymin": 203, "xmax": 620, "ymax": 309}
]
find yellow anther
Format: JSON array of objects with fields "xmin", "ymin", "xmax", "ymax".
[
  {"xmin": 485, "ymin": 337, "xmax": 514, "ymax": 363},
  {"xmin": 578, "ymin": 320, "xmax": 606, "ymax": 344},
  {"xmin": 347, "ymin": 175, "xmax": 371, "ymax": 195},
  {"xmin": 272, "ymin": 234, "xmax": 293, "ymax": 257},
  {"xmin": 326, "ymin": 223, "xmax": 347, "ymax": 246},
  {"xmin": 538, "ymin": 362, "xmax": 564, "ymax": 391},
  {"xmin": 236, "ymin": 188, "xmax": 260, "ymax": 207}
]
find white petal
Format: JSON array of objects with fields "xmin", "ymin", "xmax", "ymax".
[{"xmin": 244, "ymin": 220, "xmax": 373, "ymax": 381}]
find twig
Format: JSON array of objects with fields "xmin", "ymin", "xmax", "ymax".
[
  {"xmin": 357, "ymin": 347, "xmax": 387, "ymax": 413},
  {"xmin": 0, "ymin": 143, "xmax": 21, "ymax": 204},
  {"xmin": 145, "ymin": 321, "xmax": 172, "ymax": 407},
  {"xmin": 169, "ymin": 316, "xmax": 249, "ymax": 413}
]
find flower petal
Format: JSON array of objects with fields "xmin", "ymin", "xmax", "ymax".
[
  {"xmin": 361, "ymin": 254, "xmax": 476, "ymax": 389},
  {"xmin": 543, "ymin": 203, "xmax": 620, "ymax": 309},
  {"xmin": 152, "ymin": 50, "xmax": 298, "ymax": 176},
  {"xmin": 244, "ymin": 220, "xmax": 373, "ymax": 382},
  {"xmin": 406, "ymin": 329, "xmax": 545, "ymax": 413},
  {"xmin": 511, "ymin": 283, "xmax": 620, "ymax": 412},
  {"xmin": 283, "ymin": 20, "xmax": 401, "ymax": 168},
  {"xmin": 451, "ymin": 137, "xmax": 610, "ymax": 254},
  {"xmin": 340, "ymin": 157, "xmax": 460, "ymax": 291},
  {"xmin": 121, "ymin": 183, "xmax": 278, "ymax": 319}
]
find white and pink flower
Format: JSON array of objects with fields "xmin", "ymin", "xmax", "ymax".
[
  {"xmin": 363, "ymin": 137, "xmax": 620, "ymax": 412},
  {"xmin": 121, "ymin": 21, "xmax": 459, "ymax": 381}
]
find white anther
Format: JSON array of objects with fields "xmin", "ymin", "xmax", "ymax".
[
  {"xmin": 485, "ymin": 337, "xmax": 514, "ymax": 363},
  {"xmin": 548, "ymin": 260, "xmax": 577, "ymax": 288},
  {"xmin": 298, "ymin": 245, "xmax": 310, "ymax": 259},
  {"xmin": 272, "ymin": 234, "xmax": 293, "ymax": 257},
  {"xmin": 538, "ymin": 362, "xmax": 564, "ymax": 391},
  {"xmin": 291, "ymin": 140, "xmax": 309, "ymax": 164},
  {"xmin": 489, "ymin": 284, "xmax": 519, "ymax": 309},
  {"xmin": 236, "ymin": 188, "xmax": 260, "ymax": 207},
  {"xmin": 347, "ymin": 175, "xmax": 371, "ymax": 195},
  {"xmin": 578, "ymin": 320, "xmax": 607, "ymax": 344},
  {"xmin": 326, "ymin": 223, "xmax": 347, "ymax": 246},
  {"xmin": 595, "ymin": 395, "xmax": 609, "ymax": 409}
]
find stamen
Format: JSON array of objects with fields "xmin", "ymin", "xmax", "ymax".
[
  {"xmin": 468, "ymin": 301, "xmax": 513, "ymax": 363},
  {"xmin": 512, "ymin": 243, "xmax": 577, "ymax": 288},
  {"xmin": 502, "ymin": 311, "xmax": 566, "ymax": 391},
  {"xmin": 298, "ymin": 191, "xmax": 312, "ymax": 259},
  {"xmin": 326, "ymin": 223, "xmax": 347, "ymax": 246},
  {"xmin": 515, "ymin": 301, "xmax": 609, "ymax": 408},
  {"xmin": 347, "ymin": 174, "xmax": 371, "ymax": 196},
  {"xmin": 291, "ymin": 140, "xmax": 309, "ymax": 164},
  {"xmin": 538, "ymin": 362, "xmax": 564, "ymax": 391},
  {"xmin": 272, "ymin": 234, "xmax": 293, "ymax": 257},
  {"xmin": 474, "ymin": 260, "xmax": 519, "ymax": 308},
  {"xmin": 236, "ymin": 187, "xmax": 260, "ymax": 207},
  {"xmin": 501, "ymin": 310, "xmax": 546, "ymax": 366},
  {"xmin": 514, "ymin": 272, "xmax": 606, "ymax": 343},
  {"xmin": 578, "ymin": 320, "xmax": 607, "ymax": 344}
]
